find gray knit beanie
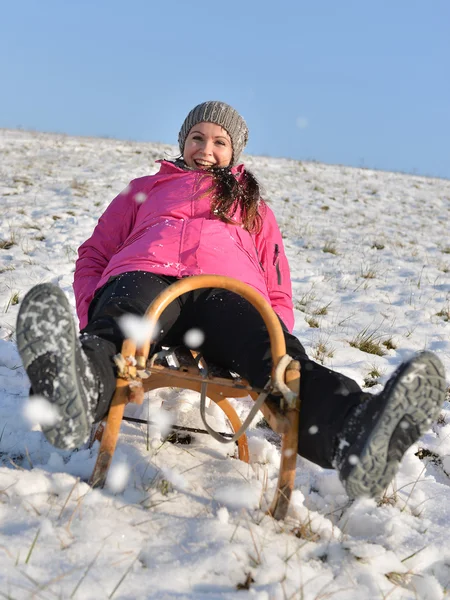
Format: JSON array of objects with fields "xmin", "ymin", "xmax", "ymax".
[{"xmin": 178, "ymin": 101, "xmax": 249, "ymax": 166}]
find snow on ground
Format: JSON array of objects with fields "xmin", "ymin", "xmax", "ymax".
[{"xmin": 0, "ymin": 128, "xmax": 450, "ymax": 599}]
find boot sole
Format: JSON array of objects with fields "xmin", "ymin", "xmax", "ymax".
[
  {"xmin": 16, "ymin": 283, "xmax": 90, "ymax": 449},
  {"xmin": 343, "ymin": 351, "xmax": 446, "ymax": 499}
]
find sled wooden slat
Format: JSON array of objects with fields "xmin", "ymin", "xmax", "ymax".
[
  {"xmin": 142, "ymin": 365, "xmax": 292, "ymax": 434},
  {"xmin": 89, "ymin": 275, "xmax": 300, "ymax": 520}
]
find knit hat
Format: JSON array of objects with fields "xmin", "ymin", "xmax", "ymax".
[{"xmin": 178, "ymin": 101, "xmax": 249, "ymax": 165}]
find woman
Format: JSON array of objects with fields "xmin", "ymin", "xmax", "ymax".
[{"xmin": 16, "ymin": 101, "xmax": 447, "ymax": 499}]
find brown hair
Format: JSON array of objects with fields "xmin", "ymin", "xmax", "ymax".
[{"xmin": 208, "ymin": 166, "xmax": 263, "ymax": 233}]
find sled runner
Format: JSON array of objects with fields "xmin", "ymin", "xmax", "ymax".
[{"xmin": 89, "ymin": 275, "xmax": 301, "ymax": 520}]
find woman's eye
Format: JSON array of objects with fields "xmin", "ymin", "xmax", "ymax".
[{"xmin": 216, "ymin": 140, "xmax": 226, "ymax": 146}]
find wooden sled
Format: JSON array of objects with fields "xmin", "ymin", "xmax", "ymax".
[{"xmin": 89, "ymin": 275, "xmax": 301, "ymax": 520}]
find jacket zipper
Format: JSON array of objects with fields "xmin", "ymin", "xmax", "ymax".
[
  {"xmin": 274, "ymin": 244, "xmax": 282, "ymax": 285},
  {"xmin": 249, "ymin": 234, "xmax": 265, "ymax": 272}
]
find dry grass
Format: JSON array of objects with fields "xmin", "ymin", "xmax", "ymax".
[
  {"xmin": 306, "ymin": 316, "xmax": 320, "ymax": 328},
  {"xmin": 363, "ymin": 365, "xmax": 383, "ymax": 388},
  {"xmin": 312, "ymin": 340, "xmax": 335, "ymax": 364},
  {"xmin": 70, "ymin": 178, "xmax": 90, "ymax": 196},
  {"xmin": 322, "ymin": 242, "xmax": 338, "ymax": 255},
  {"xmin": 294, "ymin": 289, "xmax": 316, "ymax": 312},
  {"xmin": 350, "ymin": 328, "xmax": 386, "ymax": 356},
  {"xmin": 360, "ymin": 265, "xmax": 377, "ymax": 279},
  {"xmin": 4, "ymin": 292, "xmax": 20, "ymax": 313},
  {"xmin": 0, "ymin": 231, "xmax": 17, "ymax": 249},
  {"xmin": 382, "ymin": 337, "xmax": 397, "ymax": 350},
  {"xmin": 313, "ymin": 302, "xmax": 331, "ymax": 316},
  {"xmin": 436, "ymin": 307, "xmax": 450, "ymax": 322}
]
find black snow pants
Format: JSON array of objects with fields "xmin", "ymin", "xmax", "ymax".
[{"xmin": 80, "ymin": 271, "xmax": 365, "ymax": 468}]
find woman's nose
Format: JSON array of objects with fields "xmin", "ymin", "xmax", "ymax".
[{"xmin": 202, "ymin": 139, "xmax": 214, "ymax": 154}]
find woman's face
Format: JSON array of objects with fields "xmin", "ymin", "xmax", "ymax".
[{"xmin": 183, "ymin": 122, "xmax": 233, "ymax": 169}]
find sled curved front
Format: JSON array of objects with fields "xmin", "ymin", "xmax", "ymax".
[{"xmin": 89, "ymin": 275, "xmax": 300, "ymax": 520}]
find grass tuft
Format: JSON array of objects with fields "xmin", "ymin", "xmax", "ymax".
[
  {"xmin": 21, "ymin": 223, "xmax": 41, "ymax": 230},
  {"xmin": 382, "ymin": 337, "xmax": 397, "ymax": 350},
  {"xmin": 0, "ymin": 236, "xmax": 16, "ymax": 250},
  {"xmin": 360, "ymin": 266, "xmax": 377, "ymax": 279},
  {"xmin": 306, "ymin": 316, "xmax": 319, "ymax": 328},
  {"xmin": 291, "ymin": 515, "xmax": 321, "ymax": 542},
  {"xmin": 312, "ymin": 341, "xmax": 334, "ymax": 364},
  {"xmin": 436, "ymin": 308, "xmax": 450, "ymax": 322},
  {"xmin": 313, "ymin": 303, "xmax": 331, "ymax": 316},
  {"xmin": 363, "ymin": 366, "xmax": 383, "ymax": 388},
  {"xmin": 0, "ymin": 266, "xmax": 16, "ymax": 274},
  {"xmin": 350, "ymin": 329, "xmax": 386, "ymax": 356},
  {"xmin": 294, "ymin": 289, "xmax": 316, "ymax": 312},
  {"xmin": 322, "ymin": 242, "xmax": 337, "ymax": 255},
  {"xmin": 12, "ymin": 175, "xmax": 33, "ymax": 187},
  {"xmin": 70, "ymin": 178, "xmax": 90, "ymax": 196},
  {"xmin": 5, "ymin": 292, "xmax": 20, "ymax": 313}
]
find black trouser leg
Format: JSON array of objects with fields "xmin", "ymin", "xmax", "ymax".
[{"xmin": 182, "ymin": 289, "xmax": 365, "ymax": 468}]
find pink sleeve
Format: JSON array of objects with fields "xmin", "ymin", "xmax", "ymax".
[
  {"xmin": 254, "ymin": 203, "xmax": 295, "ymax": 333},
  {"xmin": 73, "ymin": 182, "xmax": 140, "ymax": 329}
]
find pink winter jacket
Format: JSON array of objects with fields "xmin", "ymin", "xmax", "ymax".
[{"xmin": 73, "ymin": 160, "xmax": 294, "ymax": 331}]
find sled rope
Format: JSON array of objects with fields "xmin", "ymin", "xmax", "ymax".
[
  {"xmin": 122, "ymin": 415, "xmax": 235, "ymax": 438},
  {"xmin": 199, "ymin": 353, "xmax": 295, "ymax": 444},
  {"xmin": 273, "ymin": 354, "xmax": 298, "ymax": 407}
]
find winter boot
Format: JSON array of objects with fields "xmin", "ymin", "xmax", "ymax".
[
  {"xmin": 16, "ymin": 283, "xmax": 99, "ymax": 449},
  {"xmin": 335, "ymin": 351, "xmax": 446, "ymax": 499}
]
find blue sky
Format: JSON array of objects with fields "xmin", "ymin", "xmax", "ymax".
[{"xmin": 1, "ymin": 0, "xmax": 449, "ymax": 179}]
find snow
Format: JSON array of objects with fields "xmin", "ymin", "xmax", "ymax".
[
  {"xmin": 23, "ymin": 395, "xmax": 60, "ymax": 427},
  {"xmin": 0, "ymin": 128, "xmax": 450, "ymax": 598},
  {"xmin": 118, "ymin": 313, "xmax": 157, "ymax": 347},
  {"xmin": 184, "ymin": 328, "xmax": 205, "ymax": 349}
]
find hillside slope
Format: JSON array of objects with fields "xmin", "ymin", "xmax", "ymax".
[{"xmin": 1, "ymin": 129, "xmax": 449, "ymax": 599}]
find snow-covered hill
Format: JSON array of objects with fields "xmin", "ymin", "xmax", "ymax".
[{"xmin": 1, "ymin": 129, "xmax": 449, "ymax": 599}]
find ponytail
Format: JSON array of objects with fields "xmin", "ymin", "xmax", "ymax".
[{"xmin": 208, "ymin": 166, "xmax": 263, "ymax": 233}]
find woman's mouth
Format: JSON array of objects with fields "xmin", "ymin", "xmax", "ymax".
[{"xmin": 194, "ymin": 159, "xmax": 215, "ymax": 169}]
